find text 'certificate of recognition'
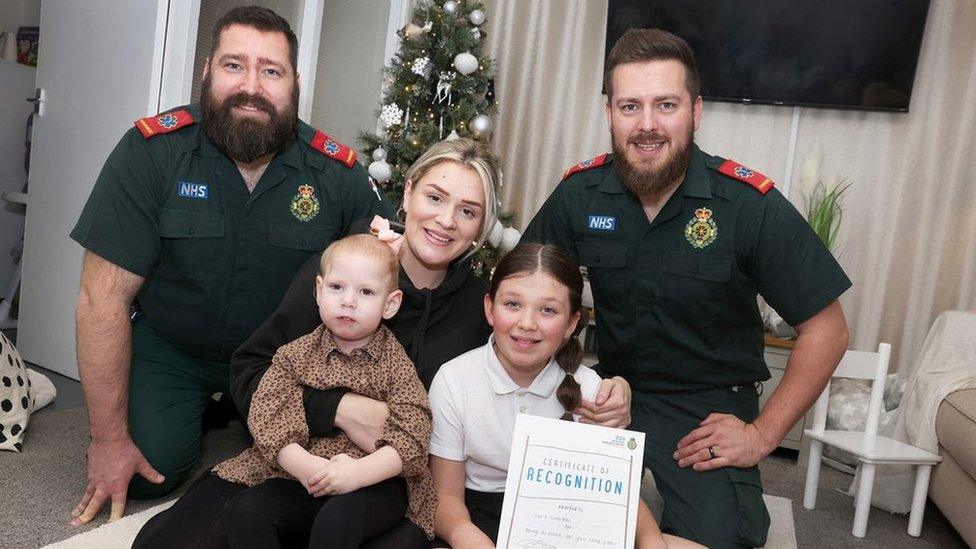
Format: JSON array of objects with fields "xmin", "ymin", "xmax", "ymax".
[{"xmin": 496, "ymin": 415, "xmax": 645, "ymax": 549}]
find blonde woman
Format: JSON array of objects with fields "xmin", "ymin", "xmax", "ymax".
[{"xmin": 135, "ymin": 139, "xmax": 632, "ymax": 547}]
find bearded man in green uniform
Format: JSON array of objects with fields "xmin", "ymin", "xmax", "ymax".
[
  {"xmin": 67, "ymin": 6, "xmax": 391, "ymax": 525},
  {"xmin": 522, "ymin": 29, "xmax": 851, "ymax": 548}
]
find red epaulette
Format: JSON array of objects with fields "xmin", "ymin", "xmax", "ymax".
[
  {"xmin": 134, "ymin": 109, "xmax": 195, "ymax": 138},
  {"xmin": 717, "ymin": 159, "xmax": 775, "ymax": 195},
  {"xmin": 309, "ymin": 131, "xmax": 357, "ymax": 168},
  {"xmin": 562, "ymin": 153, "xmax": 610, "ymax": 180}
]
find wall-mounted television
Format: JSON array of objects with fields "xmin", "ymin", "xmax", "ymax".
[{"xmin": 605, "ymin": 0, "xmax": 932, "ymax": 112}]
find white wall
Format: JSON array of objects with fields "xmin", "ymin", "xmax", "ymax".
[
  {"xmin": 309, "ymin": 0, "xmax": 391, "ymax": 146},
  {"xmin": 0, "ymin": 0, "xmax": 41, "ymax": 34}
]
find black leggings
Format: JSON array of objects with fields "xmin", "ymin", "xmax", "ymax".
[
  {"xmin": 465, "ymin": 489, "xmax": 505, "ymax": 543},
  {"xmin": 134, "ymin": 472, "xmax": 409, "ymax": 549},
  {"xmin": 430, "ymin": 489, "xmax": 505, "ymax": 547}
]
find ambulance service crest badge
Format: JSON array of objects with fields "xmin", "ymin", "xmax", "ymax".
[
  {"xmin": 684, "ymin": 208, "xmax": 717, "ymax": 249},
  {"xmin": 290, "ymin": 184, "xmax": 320, "ymax": 222}
]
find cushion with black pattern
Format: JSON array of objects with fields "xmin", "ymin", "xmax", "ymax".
[{"xmin": 0, "ymin": 331, "xmax": 33, "ymax": 452}]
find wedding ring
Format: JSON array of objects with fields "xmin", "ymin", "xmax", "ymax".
[{"xmin": 708, "ymin": 446, "xmax": 717, "ymax": 460}]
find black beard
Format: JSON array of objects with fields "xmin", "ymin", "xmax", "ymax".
[
  {"xmin": 612, "ymin": 128, "xmax": 693, "ymax": 201},
  {"xmin": 200, "ymin": 75, "xmax": 298, "ymax": 164}
]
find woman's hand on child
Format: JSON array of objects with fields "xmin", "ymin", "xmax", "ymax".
[
  {"xmin": 306, "ymin": 453, "xmax": 364, "ymax": 497},
  {"xmin": 335, "ymin": 393, "xmax": 390, "ymax": 453},
  {"xmin": 575, "ymin": 376, "xmax": 632, "ymax": 428}
]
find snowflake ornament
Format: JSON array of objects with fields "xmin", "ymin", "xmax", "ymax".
[
  {"xmin": 380, "ymin": 103, "xmax": 404, "ymax": 128},
  {"xmin": 411, "ymin": 56, "xmax": 432, "ymax": 80}
]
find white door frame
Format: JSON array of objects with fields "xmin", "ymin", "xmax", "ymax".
[
  {"xmin": 156, "ymin": 0, "xmax": 202, "ymax": 112},
  {"xmin": 296, "ymin": 0, "xmax": 325, "ymax": 120},
  {"xmin": 385, "ymin": 0, "xmax": 412, "ymax": 64},
  {"xmin": 371, "ymin": 0, "xmax": 412, "ymax": 134}
]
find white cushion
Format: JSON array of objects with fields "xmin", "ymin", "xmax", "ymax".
[
  {"xmin": 27, "ymin": 368, "xmax": 57, "ymax": 410},
  {"xmin": 0, "ymin": 331, "xmax": 34, "ymax": 452}
]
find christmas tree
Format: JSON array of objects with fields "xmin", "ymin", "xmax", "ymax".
[{"xmin": 360, "ymin": 0, "xmax": 518, "ymax": 276}]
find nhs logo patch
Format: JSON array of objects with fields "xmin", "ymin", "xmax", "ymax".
[
  {"xmin": 587, "ymin": 215, "xmax": 616, "ymax": 231},
  {"xmin": 178, "ymin": 181, "xmax": 209, "ymax": 199}
]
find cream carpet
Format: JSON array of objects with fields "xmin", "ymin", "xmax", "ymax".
[
  {"xmin": 15, "ymin": 408, "xmax": 960, "ymax": 547},
  {"xmin": 42, "ymin": 500, "xmax": 176, "ymax": 549},
  {"xmin": 47, "ymin": 473, "xmax": 797, "ymax": 548}
]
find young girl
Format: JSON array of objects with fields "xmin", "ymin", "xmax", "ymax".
[{"xmin": 428, "ymin": 243, "xmax": 701, "ymax": 549}]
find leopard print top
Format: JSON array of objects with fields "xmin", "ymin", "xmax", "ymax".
[{"xmin": 213, "ymin": 324, "xmax": 435, "ymax": 538}]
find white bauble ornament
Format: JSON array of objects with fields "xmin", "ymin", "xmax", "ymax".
[
  {"xmin": 469, "ymin": 114, "xmax": 493, "ymax": 138},
  {"xmin": 446, "ymin": 130, "xmax": 461, "ymax": 140},
  {"xmin": 368, "ymin": 160, "xmax": 392, "ymax": 183},
  {"xmin": 487, "ymin": 220, "xmax": 504, "ymax": 247},
  {"xmin": 500, "ymin": 227, "xmax": 521, "ymax": 252},
  {"xmin": 453, "ymin": 52, "xmax": 478, "ymax": 75},
  {"xmin": 443, "ymin": 0, "xmax": 458, "ymax": 15},
  {"xmin": 469, "ymin": 9, "xmax": 486, "ymax": 26},
  {"xmin": 372, "ymin": 147, "xmax": 387, "ymax": 162}
]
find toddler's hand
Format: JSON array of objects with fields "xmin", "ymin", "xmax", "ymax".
[
  {"xmin": 307, "ymin": 454, "xmax": 363, "ymax": 497},
  {"xmin": 296, "ymin": 454, "xmax": 331, "ymax": 492}
]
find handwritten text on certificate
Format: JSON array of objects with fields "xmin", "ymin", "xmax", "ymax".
[{"xmin": 497, "ymin": 415, "xmax": 646, "ymax": 549}]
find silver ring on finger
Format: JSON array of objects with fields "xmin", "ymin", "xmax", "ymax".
[{"xmin": 708, "ymin": 446, "xmax": 717, "ymax": 460}]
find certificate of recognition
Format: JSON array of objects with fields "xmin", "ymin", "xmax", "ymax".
[{"xmin": 496, "ymin": 415, "xmax": 646, "ymax": 549}]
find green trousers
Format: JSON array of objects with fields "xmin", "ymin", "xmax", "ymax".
[
  {"xmin": 631, "ymin": 385, "xmax": 770, "ymax": 549},
  {"xmin": 126, "ymin": 320, "xmax": 232, "ymax": 499}
]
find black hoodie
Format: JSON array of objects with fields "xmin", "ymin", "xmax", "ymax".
[{"xmin": 229, "ymin": 233, "xmax": 491, "ymax": 436}]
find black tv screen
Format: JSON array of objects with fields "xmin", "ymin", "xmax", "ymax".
[{"xmin": 605, "ymin": 0, "xmax": 931, "ymax": 112}]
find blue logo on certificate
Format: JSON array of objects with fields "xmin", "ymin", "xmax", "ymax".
[
  {"xmin": 587, "ymin": 215, "xmax": 616, "ymax": 231},
  {"xmin": 178, "ymin": 181, "xmax": 208, "ymax": 199}
]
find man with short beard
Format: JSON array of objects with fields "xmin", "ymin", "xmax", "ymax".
[
  {"xmin": 67, "ymin": 6, "xmax": 391, "ymax": 525},
  {"xmin": 522, "ymin": 29, "xmax": 851, "ymax": 548}
]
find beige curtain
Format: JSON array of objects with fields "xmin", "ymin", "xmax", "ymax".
[
  {"xmin": 484, "ymin": 0, "xmax": 611, "ymax": 220},
  {"xmin": 484, "ymin": 0, "xmax": 976, "ymax": 375},
  {"xmin": 806, "ymin": 0, "xmax": 976, "ymax": 375}
]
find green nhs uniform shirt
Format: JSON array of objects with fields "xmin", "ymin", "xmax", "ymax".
[
  {"xmin": 522, "ymin": 145, "xmax": 852, "ymax": 393},
  {"xmin": 70, "ymin": 106, "xmax": 393, "ymax": 362}
]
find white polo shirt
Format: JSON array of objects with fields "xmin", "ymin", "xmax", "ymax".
[{"xmin": 429, "ymin": 335, "xmax": 601, "ymax": 493}]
